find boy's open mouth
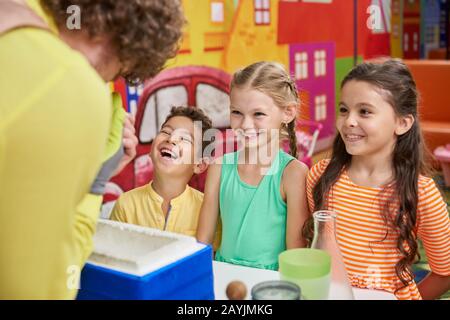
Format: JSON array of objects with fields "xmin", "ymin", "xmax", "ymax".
[{"xmin": 160, "ymin": 148, "xmax": 179, "ymax": 160}]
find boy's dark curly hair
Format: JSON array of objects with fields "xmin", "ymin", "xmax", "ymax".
[
  {"xmin": 40, "ymin": 0, "xmax": 185, "ymax": 83},
  {"xmin": 162, "ymin": 106, "xmax": 213, "ymax": 154}
]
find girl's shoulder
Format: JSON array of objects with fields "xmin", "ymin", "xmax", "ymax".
[
  {"xmin": 417, "ymin": 175, "xmax": 442, "ymax": 199},
  {"xmin": 417, "ymin": 174, "xmax": 436, "ymax": 188},
  {"xmin": 416, "ymin": 175, "xmax": 449, "ymax": 230},
  {"xmin": 281, "ymin": 158, "xmax": 309, "ymax": 200},
  {"xmin": 308, "ymin": 158, "xmax": 331, "ymax": 177},
  {"xmin": 284, "ymin": 157, "xmax": 309, "ymax": 177},
  {"xmin": 208, "ymin": 151, "xmax": 236, "ymax": 166},
  {"xmin": 204, "ymin": 156, "xmax": 225, "ymax": 182}
]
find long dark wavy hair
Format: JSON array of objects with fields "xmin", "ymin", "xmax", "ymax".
[{"xmin": 303, "ymin": 59, "xmax": 432, "ymax": 292}]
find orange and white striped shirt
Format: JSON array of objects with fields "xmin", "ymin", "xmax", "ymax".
[{"xmin": 307, "ymin": 159, "xmax": 450, "ymax": 300}]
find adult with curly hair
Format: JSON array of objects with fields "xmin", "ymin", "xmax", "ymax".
[{"xmin": 0, "ymin": 0, "xmax": 184, "ymax": 299}]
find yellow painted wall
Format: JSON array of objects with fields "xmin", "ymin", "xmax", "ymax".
[
  {"xmin": 166, "ymin": 0, "xmax": 289, "ymax": 74},
  {"xmin": 167, "ymin": 0, "xmax": 235, "ymax": 69},
  {"xmin": 223, "ymin": 0, "xmax": 289, "ymax": 74}
]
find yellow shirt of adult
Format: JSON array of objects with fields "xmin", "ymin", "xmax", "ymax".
[{"xmin": 0, "ymin": 0, "xmax": 111, "ymax": 299}]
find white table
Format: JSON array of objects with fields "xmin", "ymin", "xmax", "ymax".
[{"xmin": 213, "ymin": 261, "xmax": 396, "ymax": 300}]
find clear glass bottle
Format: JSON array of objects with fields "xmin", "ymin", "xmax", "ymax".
[{"xmin": 311, "ymin": 210, "xmax": 355, "ymax": 300}]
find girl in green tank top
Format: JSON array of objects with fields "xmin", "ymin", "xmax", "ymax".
[{"xmin": 196, "ymin": 61, "xmax": 310, "ymax": 270}]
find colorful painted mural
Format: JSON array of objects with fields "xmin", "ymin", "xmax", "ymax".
[
  {"xmin": 289, "ymin": 42, "xmax": 335, "ymax": 149},
  {"xmin": 116, "ymin": 0, "xmax": 379, "ymax": 149},
  {"xmin": 107, "ymin": 0, "xmax": 450, "ymax": 201},
  {"xmin": 105, "ymin": 0, "xmax": 376, "ymax": 200}
]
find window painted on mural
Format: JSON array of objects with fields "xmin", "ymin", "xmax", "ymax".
[
  {"xmin": 404, "ymin": 33, "xmax": 409, "ymax": 52},
  {"xmin": 127, "ymin": 84, "xmax": 144, "ymax": 117},
  {"xmin": 211, "ymin": 1, "xmax": 224, "ymax": 23},
  {"xmin": 295, "ymin": 52, "xmax": 308, "ymax": 80},
  {"xmin": 140, "ymin": 94, "xmax": 157, "ymax": 143},
  {"xmin": 196, "ymin": 83, "xmax": 230, "ymax": 128},
  {"xmin": 139, "ymin": 85, "xmax": 188, "ymax": 143},
  {"xmin": 254, "ymin": 0, "xmax": 270, "ymax": 25},
  {"xmin": 393, "ymin": 0, "xmax": 400, "ymax": 14},
  {"xmin": 413, "ymin": 32, "xmax": 418, "ymax": 52},
  {"xmin": 393, "ymin": 24, "xmax": 399, "ymax": 38},
  {"xmin": 314, "ymin": 50, "xmax": 326, "ymax": 77},
  {"xmin": 425, "ymin": 25, "xmax": 435, "ymax": 43},
  {"xmin": 314, "ymin": 95, "xmax": 327, "ymax": 122},
  {"xmin": 129, "ymin": 100, "xmax": 138, "ymax": 119}
]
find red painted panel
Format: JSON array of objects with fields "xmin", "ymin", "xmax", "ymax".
[
  {"xmin": 113, "ymin": 77, "xmax": 128, "ymax": 110},
  {"xmin": 403, "ymin": 24, "xmax": 420, "ymax": 59},
  {"xmin": 278, "ymin": 0, "xmax": 372, "ymax": 58}
]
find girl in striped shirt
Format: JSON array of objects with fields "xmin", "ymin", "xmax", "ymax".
[{"xmin": 305, "ymin": 59, "xmax": 450, "ymax": 300}]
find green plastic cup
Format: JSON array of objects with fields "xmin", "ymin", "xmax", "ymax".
[{"xmin": 278, "ymin": 248, "xmax": 331, "ymax": 300}]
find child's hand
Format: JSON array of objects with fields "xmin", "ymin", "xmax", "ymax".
[
  {"xmin": 111, "ymin": 113, "xmax": 138, "ymax": 177},
  {"xmin": 90, "ymin": 93, "xmax": 138, "ymax": 195}
]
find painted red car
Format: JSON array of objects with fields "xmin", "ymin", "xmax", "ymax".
[{"xmin": 104, "ymin": 66, "xmax": 233, "ymax": 203}]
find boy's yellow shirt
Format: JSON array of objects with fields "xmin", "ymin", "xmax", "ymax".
[
  {"xmin": 110, "ymin": 182, "xmax": 221, "ymax": 250},
  {"xmin": 111, "ymin": 182, "xmax": 202, "ymax": 237}
]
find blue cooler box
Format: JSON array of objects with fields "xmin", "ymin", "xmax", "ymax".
[{"xmin": 76, "ymin": 220, "xmax": 215, "ymax": 300}]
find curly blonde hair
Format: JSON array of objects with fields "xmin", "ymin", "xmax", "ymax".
[{"xmin": 41, "ymin": 0, "xmax": 185, "ymax": 83}]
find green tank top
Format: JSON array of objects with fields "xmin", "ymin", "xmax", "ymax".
[{"xmin": 215, "ymin": 149, "xmax": 296, "ymax": 270}]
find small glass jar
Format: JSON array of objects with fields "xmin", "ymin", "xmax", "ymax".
[
  {"xmin": 251, "ymin": 280, "xmax": 301, "ymax": 300},
  {"xmin": 311, "ymin": 210, "xmax": 355, "ymax": 300}
]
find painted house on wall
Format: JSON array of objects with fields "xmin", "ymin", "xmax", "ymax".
[
  {"xmin": 223, "ymin": 0, "xmax": 289, "ymax": 71},
  {"xmin": 439, "ymin": 0, "xmax": 449, "ymax": 56},
  {"xmin": 404, "ymin": 0, "xmax": 421, "ymax": 58},
  {"xmin": 277, "ymin": 0, "xmax": 372, "ymax": 149},
  {"xmin": 391, "ymin": 0, "xmax": 404, "ymax": 57},
  {"xmin": 421, "ymin": 0, "xmax": 441, "ymax": 58},
  {"xmin": 174, "ymin": 0, "xmax": 236, "ymax": 68},
  {"xmin": 166, "ymin": 0, "xmax": 289, "ymax": 75},
  {"xmin": 289, "ymin": 43, "xmax": 335, "ymax": 148},
  {"xmin": 391, "ymin": 0, "xmax": 449, "ymax": 59}
]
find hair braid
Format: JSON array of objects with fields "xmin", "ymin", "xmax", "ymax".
[{"xmin": 287, "ymin": 121, "xmax": 298, "ymax": 158}]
